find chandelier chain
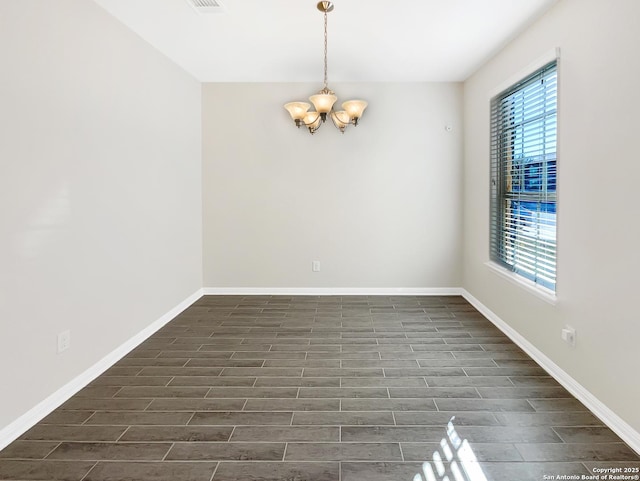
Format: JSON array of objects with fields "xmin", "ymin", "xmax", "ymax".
[{"xmin": 323, "ymin": 10, "xmax": 328, "ymax": 89}]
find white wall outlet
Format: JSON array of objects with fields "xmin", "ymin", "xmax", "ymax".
[
  {"xmin": 561, "ymin": 326, "xmax": 576, "ymax": 347},
  {"xmin": 312, "ymin": 261, "xmax": 321, "ymax": 272},
  {"xmin": 57, "ymin": 330, "xmax": 71, "ymax": 353}
]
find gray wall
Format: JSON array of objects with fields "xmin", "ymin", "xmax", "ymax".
[
  {"xmin": 0, "ymin": 0, "xmax": 203, "ymax": 431},
  {"xmin": 202, "ymin": 82, "xmax": 463, "ymax": 289},
  {"xmin": 463, "ymin": 0, "xmax": 640, "ymax": 434}
]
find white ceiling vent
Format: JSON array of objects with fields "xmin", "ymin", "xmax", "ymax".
[{"xmin": 186, "ymin": 0, "xmax": 226, "ymax": 14}]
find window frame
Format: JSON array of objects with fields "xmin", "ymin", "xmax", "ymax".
[{"xmin": 489, "ymin": 59, "xmax": 558, "ymax": 294}]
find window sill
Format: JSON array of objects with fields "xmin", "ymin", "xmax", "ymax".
[{"xmin": 484, "ymin": 262, "xmax": 558, "ymax": 306}]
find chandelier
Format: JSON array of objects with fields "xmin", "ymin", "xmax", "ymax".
[{"xmin": 284, "ymin": 1, "xmax": 368, "ymax": 134}]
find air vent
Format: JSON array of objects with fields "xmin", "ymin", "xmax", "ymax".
[{"xmin": 186, "ymin": 0, "xmax": 226, "ymax": 14}]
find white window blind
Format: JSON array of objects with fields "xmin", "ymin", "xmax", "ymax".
[{"xmin": 490, "ymin": 61, "xmax": 558, "ymax": 291}]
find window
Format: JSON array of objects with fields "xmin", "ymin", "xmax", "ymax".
[{"xmin": 490, "ymin": 61, "xmax": 557, "ymax": 291}]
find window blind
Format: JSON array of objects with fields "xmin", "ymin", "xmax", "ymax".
[{"xmin": 490, "ymin": 61, "xmax": 558, "ymax": 291}]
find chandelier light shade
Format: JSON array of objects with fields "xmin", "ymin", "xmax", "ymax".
[
  {"xmin": 331, "ymin": 110, "xmax": 350, "ymax": 133},
  {"xmin": 342, "ymin": 100, "xmax": 368, "ymax": 125},
  {"xmin": 284, "ymin": 2, "xmax": 368, "ymax": 134},
  {"xmin": 309, "ymin": 91, "xmax": 338, "ymax": 115},
  {"xmin": 283, "ymin": 102, "xmax": 311, "ymax": 124}
]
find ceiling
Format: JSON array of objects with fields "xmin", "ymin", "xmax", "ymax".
[{"xmin": 92, "ymin": 0, "xmax": 559, "ymax": 83}]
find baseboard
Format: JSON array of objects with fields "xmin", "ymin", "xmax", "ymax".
[
  {"xmin": 202, "ymin": 287, "xmax": 464, "ymax": 296},
  {"xmin": 462, "ymin": 289, "xmax": 640, "ymax": 455},
  {"xmin": 0, "ymin": 288, "xmax": 204, "ymax": 451}
]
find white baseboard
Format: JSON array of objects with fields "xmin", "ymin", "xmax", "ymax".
[
  {"xmin": 0, "ymin": 288, "xmax": 204, "ymax": 451},
  {"xmin": 202, "ymin": 287, "xmax": 464, "ymax": 296},
  {"xmin": 462, "ymin": 289, "xmax": 640, "ymax": 455}
]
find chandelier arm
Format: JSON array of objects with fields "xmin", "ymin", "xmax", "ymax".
[
  {"xmin": 297, "ymin": 109, "xmax": 360, "ymax": 128},
  {"xmin": 296, "ymin": 112, "xmax": 326, "ymax": 127},
  {"xmin": 299, "ymin": 119, "xmax": 321, "ymax": 127},
  {"xmin": 293, "ymin": 112, "xmax": 325, "ymax": 132}
]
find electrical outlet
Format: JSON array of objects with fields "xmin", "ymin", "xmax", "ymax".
[
  {"xmin": 312, "ymin": 261, "xmax": 321, "ymax": 272},
  {"xmin": 57, "ymin": 330, "xmax": 71, "ymax": 353},
  {"xmin": 561, "ymin": 326, "xmax": 576, "ymax": 347}
]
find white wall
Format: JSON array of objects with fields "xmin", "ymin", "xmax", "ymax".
[
  {"xmin": 0, "ymin": 0, "xmax": 202, "ymax": 432},
  {"xmin": 463, "ymin": 0, "xmax": 640, "ymax": 435},
  {"xmin": 202, "ymin": 82, "xmax": 463, "ymax": 289}
]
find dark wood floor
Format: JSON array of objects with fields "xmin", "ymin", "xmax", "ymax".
[{"xmin": 1, "ymin": 295, "xmax": 638, "ymax": 480}]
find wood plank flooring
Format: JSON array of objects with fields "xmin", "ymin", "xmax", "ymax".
[{"xmin": 1, "ymin": 295, "xmax": 638, "ymax": 480}]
